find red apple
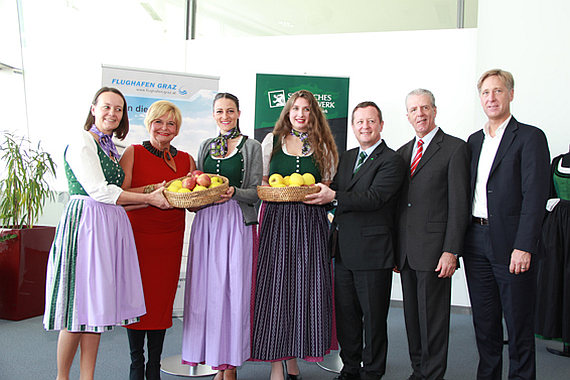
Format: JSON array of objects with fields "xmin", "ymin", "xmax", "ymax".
[
  {"xmin": 196, "ymin": 173, "xmax": 211, "ymax": 187},
  {"xmin": 191, "ymin": 169, "xmax": 204, "ymax": 178},
  {"xmin": 182, "ymin": 176, "xmax": 196, "ymax": 190}
]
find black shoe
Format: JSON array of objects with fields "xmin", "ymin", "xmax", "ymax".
[
  {"xmin": 334, "ymin": 372, "xmax": 360, "ymax": 380},
  {"xmin": 282, "ymin": 361, "xmax": 301, "ymax": 380}
]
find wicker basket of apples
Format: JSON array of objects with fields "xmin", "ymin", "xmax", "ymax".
[
  {"xmin": 257, "ymin": 172, "xmax": 320, "ymax": 202},
  {"xmin": 164, "ymin": 170, "xmax": 229, "ymax": 208}
]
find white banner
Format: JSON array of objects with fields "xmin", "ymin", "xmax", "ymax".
[{"xmin": 101, "ymin": 65, "xmax": 219, "ymax": 157}]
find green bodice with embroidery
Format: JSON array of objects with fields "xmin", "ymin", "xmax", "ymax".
[
  {"xmin": 64, "ymin": 142, "xmax": 125, "ymax": 195},
  {"xmin": 203, "ymin": 137, "xmax": 245, "ymax": 188},
  {"xmin": 553, "ymin": 158, "xmax": 570, "ymax": 200},
  {"xmin": 269, "ymin": 147, "xmax": 322, "ymax": 183}
]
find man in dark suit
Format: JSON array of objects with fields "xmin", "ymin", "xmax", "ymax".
[
  {"xmin": 305, "ymin": 101, "xmax": 406, "ymax": 380},
  {"xmin": 396, "ymin": 89, "xmax": 470, "ymax": 380},
  {"xmin": 464, "ymin": 69, "xmax": 550, "ymax": 379}
]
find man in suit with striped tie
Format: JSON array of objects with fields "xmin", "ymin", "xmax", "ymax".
[{"xmin": 396, "ymin": 89, "xmax": 470, "ymax": 380}]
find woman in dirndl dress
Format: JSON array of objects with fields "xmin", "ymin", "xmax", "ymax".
[
  {"xmin": 252, "ymin": 90, "xmax": 339, "ymax": 380},
  {"xmin": 181, "ymin": 92, "xmax": 262, "ymax": 380},
  {"xmin": 535, "ymin": 151, "xmax": 570, "ymax": 353},
  {"xmin": 43, "ymin": 87, "xmax": 171, "ymax": 380}
]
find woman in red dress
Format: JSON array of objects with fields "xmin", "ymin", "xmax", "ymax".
[{"xmin": 120, "ymin": 100, "xmax": 196, "ymax": 380}]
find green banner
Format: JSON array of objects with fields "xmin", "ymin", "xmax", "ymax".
[{"xmin": 254, "ymin": 73, "xmax": 349, "ymax": 151}]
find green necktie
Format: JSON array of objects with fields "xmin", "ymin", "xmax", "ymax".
[{"xmin": 354, "ymin": 151, "xmax": 368, "ymax": 174}]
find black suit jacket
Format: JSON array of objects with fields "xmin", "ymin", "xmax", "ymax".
[
  {"xmin": 331, "ymin": 140, "xmax": 406, "ymax": 270},
  {"xmin": 467, "ymin": 117, "xmax": 550, "ymax": 265},
  {"xmin": 396, "ymin": 128, "xmax": 470, "ymax": 271}
]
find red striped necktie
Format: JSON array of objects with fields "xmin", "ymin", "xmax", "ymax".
[{"xmin": 410, "ymin": 139, "xmax": 423, "ymax": 177}]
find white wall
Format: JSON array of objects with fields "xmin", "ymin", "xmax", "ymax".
[
  {"xmin": 476, "ymin": 0, "xmax": 570, "ymax": 158},
  {"xmin": 185, "ymin": 29, "xmax": 478, "ymax": 148}
]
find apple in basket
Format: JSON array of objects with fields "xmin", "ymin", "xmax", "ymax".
[
  {"xmin": 289, "ymin": 173, "xmax": 305, "ymax": 187},
  {"xmin": 167, "ymin": 179, "xmax": 183, "ymax": 192},
  {"xmin": 182, "ymin": 176, "xmax": 196, "ymax": 190},
  {"xmin": 268, "ymin": 173, "xmax": 285, "ymax": 187},
  {"xmin": 210, "ymin": 176, "xmax": 224, "ymax": 188},
  {"xmin": 302, "ymin": 173, "xmax": 316, "ymax": 186},
  {"xmin": 196, "ymin": 173, "xmax": 212, "ymax": 187},
  {"xmin": 191, "ymin": 169, "xmax": 204, "ymax": 178}
]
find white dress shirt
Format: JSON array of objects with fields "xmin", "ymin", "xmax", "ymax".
[
  {"xmin": 409, "ymin": 126, "xmax": 439, "ymax": 165},
  {"xmin": 354, "ymin": 138, "xmax": 383, "ymax": 172},
  {"xmin": 472, "ymin": 116, "xmax": 512, "ymax": 218}
]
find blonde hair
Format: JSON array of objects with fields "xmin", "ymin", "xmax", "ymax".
[
  {"xmin": 272, "ymin": 90, "xmax": 338, "ymax": 178},
  {"xmin": 144, "ymin": 100, "xmax": 182, "ymax": 134},
  {"xmin": 477, "ymin": 69, "xmax": 514, "ymax": 92}
]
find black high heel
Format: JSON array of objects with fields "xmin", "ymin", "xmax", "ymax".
[{"xmin": 282, "ymin": 360, "xmax": 302, "ymax": 380}]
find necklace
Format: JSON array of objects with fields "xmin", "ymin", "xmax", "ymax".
[
  {"xmin": 142, "ymin": 140, "xmax": 178, "ymax": 158},
  {"xmin": 142, "ymin": 140, "xmax": 178, "ymax": 172}
]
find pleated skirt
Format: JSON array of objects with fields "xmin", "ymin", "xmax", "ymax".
[
  {"xmin": 182, "ymin": 199, "xmax": 253, "ymax": 368},
  {"xmin": 536, "ymin": 199, "xmax": 570, "ymax": 343}
]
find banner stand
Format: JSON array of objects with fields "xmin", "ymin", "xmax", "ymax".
[
  {"xmin": 316, "ymin": 350, "xmax": 342, "ymax": 373},
  {"xmin": 161, "ymin": 355, "xmax": 216, "ymax": 377}
]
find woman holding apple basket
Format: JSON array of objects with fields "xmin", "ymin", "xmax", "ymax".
[
  {"xmin": 119, "ymin": 100, "xmax": 196, "ymax": 380},
  {"xmin": 181, "ymin": 92, "xmax": 263, "ymax": 380},
  {"xmin": 252, "ymin": 90, "xmax": 339, "ymax": 380},
  {"xmin": 43, "ymin": 87, "xmax": 171, "ymax": 380}
]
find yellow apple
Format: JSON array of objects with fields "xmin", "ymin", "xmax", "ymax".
[
  {"xmin": 168, "ymin": 180, "xmax": 183, "ymax": 191},
  {"xmin": 177, "ymin": 188, "xmax": 191, "ymax": 193},
  {"xmin": 302, "ymin": 173, "xmax": 316, "ymax": 186},
  {"xmin": 211, "ymin": 176, "xmax": 224, "ymax": 185},
  {"xmin": 210, "ymin": 181, "xmax": 223, "ymax": 188},
  {"xmin": 268, "ymin": 173, "xmax": 284, "ymax": 187},
  {"xmin": 289, "ymin": 173, "xmax": 304, "ymax": 187},
  {"xmin": 283, "ymin": 176, "xmax": 291, "ymax": 186},
  {"xmin": 193, "ymin": 185, "xmax": 207, "ymax": 191}
]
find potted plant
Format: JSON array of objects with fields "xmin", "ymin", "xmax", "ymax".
[{"xmin": 0, "ymin": 131, "xmax": 57, "ymax": 320}]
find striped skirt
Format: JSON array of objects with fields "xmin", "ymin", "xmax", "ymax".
[
  {"xmin": 252, "ymin": 202, "xmax": 332, "ymax": 361},
  {"xmin": 43, "ymin": 195, "xmax": 146, "ymax": 332}
]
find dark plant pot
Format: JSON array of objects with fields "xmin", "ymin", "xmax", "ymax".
[{"xmin": 0, "ymin": 226, "xmax": 55, "ymax": 321}]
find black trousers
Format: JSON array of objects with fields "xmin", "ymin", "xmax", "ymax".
[
  {"xmin": 126, "ymin": 329, "xmax": 167, "ymax": 380},
  {"xmin": 463, "ymin": 224, "xmax": 536, "ymax": 380},
  {"xmin": 335, "ymin": 257, "xmax": 392, "ymax": 380},
  {"xmin": 400, "ymin": 262, "xmax": 451, "ymax": 380}
]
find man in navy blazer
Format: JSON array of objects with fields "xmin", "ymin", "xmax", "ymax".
[
  {"xmin": 396, "ymin": 89, "xmax": 470, "ymax": 380},
  {"xmin": 464, "ymin": 69, "xmax": 550, "ymax": 380},
  {"xmin": 306, "ymin": 101, "xmax": 406, "ymax": 380}
]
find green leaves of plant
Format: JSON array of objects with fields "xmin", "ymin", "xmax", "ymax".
[{"xmin": 0, "ymin": 132, "xmax": 56, "ymax": 229}]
